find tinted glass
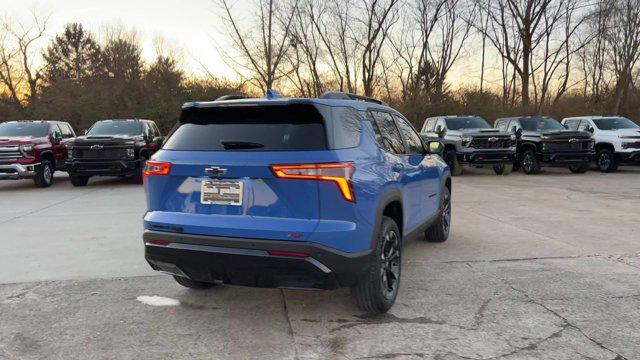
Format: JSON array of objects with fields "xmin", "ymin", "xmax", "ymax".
[
  {"xmin": 593, "ymin": 118, "xmax": 639, "ymax": 130},
  {"xmin": 445, "ymin": 117, "xmax": 491, "ymax": 130},
  {"xmin": 164, "ymin": 104, "xmax": 327, "ymax": 151},
  {"xmin": 87, "ymin": 121, "xmax": 143, "ymax": 136},
  {"xmin": 330, "ymin": 107, "xmax": 361, "ymax": 149},
  {"xmin": 395, "ymin": 115, "xmax": 424, "ymax": 154},
  {"xmin": 60, "ymin": 124, "xmax": 74, "ymax": 138},
  {"xmin": 495, "ymin": 119, "xmax": 508, "ymax": 131},
  {"xmin": 0, "ymin": 122, "xmax": 49, "ymax": 137},
  {"xmin": 371, "ymin": 111, "xmax": 405, "ymax": 154},
  {"xmin": 577, "ymin": 121, "xmax": 591, "ymax": 131},
  {"xmin": 422, "ymin": 119, "xmax": 436, "ymax": 133},
  {"xmin": 520, "ymin": 118, "xmax": 564, "ymax": 131}
]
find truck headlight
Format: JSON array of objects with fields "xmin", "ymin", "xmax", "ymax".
[
  {"xmin": 19, "ymin": 145, "xmax": 34, "ymax": 158},
  {"xmin": 126, "ymin": 148, "xmax": 135, "ymax": 159}
]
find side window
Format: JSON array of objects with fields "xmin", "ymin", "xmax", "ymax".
[
  {"xmin": 422, "ymin": 119, "xmax": 435, "ymax": 133},
  {"xmin": 144, "ymin": 123, "xmax": 154, "ymax": 138},
  {"xmin": 369, "ymin": 117, "xmax": 389, "ymax": 152},
  {"xmin": 59, "ymin": 124, "xmax": 74, "ymax": 138},
  {"xmin": 52, "ymin": 124, "xmax": 63, "ymax": 138},
  {"xmin": 394, "ymin": 115, "xmax": 425, "ymax": 155},
  {"xmin": 331, "ymin": 107, "xmax": 362, "ymax": 149},
  {"xmin": 152, "ymin": 123, "xmax": 162, "ymax": 137},
  {"xmin": 565, "ymin": 119, "xmax": 580, "ymax": 130},
  {"xmin": 495, "ymin": 120, "xmax": 508, "ymax": 131},
  {"xmin": 577, "ymin": 120, "xmax": 591, "ymax": 131},
  {"xmin": 370, "ymin": 111, "xmax": 406, "ymax": 154},
  {"xmin": 436, "ymin": 118, "xmax": 446, "ymax": 131},
  {"xmin": 509, "ymin": 120, "xmax": 521, "ymax": 131}
]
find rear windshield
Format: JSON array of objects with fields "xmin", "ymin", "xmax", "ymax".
[
  {"xmin": 593, "ymin": 118, "xmax": 639, "ymax": 130},
  {"xmin": 0, "ymin": 122, "xmax": 49, "ymax": 137},
  {"xmin": 87, "ymin": 121, "xmax": 143, "ymax": 136},
  {"xmin": 445, "ymin": 117, "xmax": 491, "ymax": 130},
  {"xmin": 164, "ymin": 104, "xmax": 327, "ymax": 151}
]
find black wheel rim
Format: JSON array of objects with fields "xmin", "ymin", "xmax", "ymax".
[
  {"xmin": 598, "ymin": 153, "xmax": 611, "ymax": 170},
  {"xmin": 380, "ymin": 229, "xmax": 400, "ymax": 299},
  {"xmin": 442, "ymin": 190, "xmax": 451, "ymax": 235},
  {"xmin": 522, "ymin": 153, "xmax": 533, "ymax": 172}
]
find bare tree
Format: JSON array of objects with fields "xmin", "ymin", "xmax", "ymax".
[
  {"xmin": 0, "ymin": 12, "xmax": 47, "ymax": 108},
  {"xmin": 216, "ymin": 0, "xmax": 299, "ymax": 91},
  {"xmin": 606, "ymin": 0, "xmax": 640, "ymax": 113},
  {"xmin": 576, "ymin": 0, "xmax": 611, "ymax": 103}
]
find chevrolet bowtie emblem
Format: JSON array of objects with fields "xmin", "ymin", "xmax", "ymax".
[
  {"xmin": 205, "ymin": 167, "xmax": 228, "ymax": 176},
  {"xmin": 488, "ymin": 137, "xmax": 499, "ymax": 142},
  {"xmin": 90, "ymin": 144, "xmax": 103, "ymax": 150},
  {"xmin": 568, "ymin": 138, "xmax": 579, "ymax": 143}
]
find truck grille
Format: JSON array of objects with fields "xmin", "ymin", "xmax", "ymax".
[
  {"xmin": 470, "ymin": 138, "xmax": 513, "ymax": 149},
  {"xmin": 543, "ymin": 141, "xmax": 590, "ymax": 152},
  {"xmin": 73, "ymin": 148, "xmax": 128, "ymax": 160},
  {"xmin": 625, "ymin": 142, "xmax": 640, "ymax": 149},
  {"xmin": 0, "ymin": 146, "xmax": 21, "ymax": 161}
]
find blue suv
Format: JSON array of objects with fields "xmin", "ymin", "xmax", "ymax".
[{"xmin": 142, "ymin": 92, "xmax": 452, "ymax": 313}]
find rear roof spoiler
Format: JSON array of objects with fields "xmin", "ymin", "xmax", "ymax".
[{"xmin": 320, "ymin": 92, "xmax": 387, "ymax": 106}]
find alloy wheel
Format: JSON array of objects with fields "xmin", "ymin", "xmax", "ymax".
[
  {"xmin": 442, "ymin": 190, "xmax": 451, "ymax": 235},
  {"xmin": 380, "ymin": 229, "xmax": 400, "ymax": 299},
  {"xmin": 43, "ymin": 165, "xmax": 52, "ymax": 184},
  {"xmin": 522, "ymin": 153, "xmax": 534, "ymax": 173},
  {"xmin": 598, "ymin": 152, "xmax": 611, "ymax": 170}
]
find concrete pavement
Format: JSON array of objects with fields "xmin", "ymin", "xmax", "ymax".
[{"xmin": 1, "ymin": 168, "xmax": 639, "ymax": 359}]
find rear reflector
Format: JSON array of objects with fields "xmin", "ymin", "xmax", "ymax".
[
  {"xmin": 271, "ymin": 163, "xmax": 355, "ymax": 202},
  {"xmin": 146, "ymin": 240, "xmax": 172, "ymax": 246},
  {"xmin": 267, "ymin": 250, "xmax": 310, "ymax": 258}
]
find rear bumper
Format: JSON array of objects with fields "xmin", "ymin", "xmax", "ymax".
[
  {"xmin": 538, "ymin": 151, "xmax": 594, "ymax": 166},
  {"xmin": 143, "ymin": 230, "xmax": 374, "ymax": 290},
  {"xmin": 66, "ymin": 159, "xmax": 140, "ymax": 176},
  {"xmin": 0, "ymin": 163, "xmax": 39, "ymax": 180},
  {"xmin": 458, "ymin": 150, "xmax": 515, "ymax": 164}
]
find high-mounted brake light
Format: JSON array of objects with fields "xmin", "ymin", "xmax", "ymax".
[{"xmin": 271, "ymin": 163, "xmax": 355, "ymax": 202}]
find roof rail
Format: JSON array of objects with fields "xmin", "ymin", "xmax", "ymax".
[
  {"xmin": 320, "ymin": 92, "xmax": 386, "ymax": 105},
  {"xmin": 215, "ymin": 94, "xmax": 248, "ymax": 101}
]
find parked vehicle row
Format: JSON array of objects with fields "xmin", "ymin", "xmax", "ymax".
[
  {"xmin": 0, "ymin": 119, "xmax": 164, "ymax": 187},
  {"xmin": 421, "ymin": 115, "xmax": 639, "ymax": 176}
]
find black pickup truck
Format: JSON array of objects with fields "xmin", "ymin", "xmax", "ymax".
[
  {"xmin": 494, "ymin": 116, "xmax": 595, "ymax": 174},
  {"xmin": 66, "ymin": 119, "xmax": 164, "ymax": 186}
]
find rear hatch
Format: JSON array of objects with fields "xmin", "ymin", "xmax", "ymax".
[{"xmin": 144, "ymin": 102, "xmax": 341, "ymax": 242}]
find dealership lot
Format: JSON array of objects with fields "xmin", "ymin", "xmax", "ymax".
[{"xmin": 1, "ymin": 168, "xmax": 639, "ymax": 359}]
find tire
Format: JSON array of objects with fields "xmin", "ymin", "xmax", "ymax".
[
  {"xmin": 425, "ymin": 186, "xmax": 451, "ymax": 243},
  {"xmin": 444, "ymin": 150, "xmax": 462, "ymax": 176},
  {"xmin": 351, "ymin": 216, "xmax": 401, "ymax": 314},
  {"xmin": 596, "ymin": 149, "xmax": 618, "ymax": 173},
  {"xmin": 69, "ymin": 175, "xmax": 90, "ymax": 187},
  {"xmin": 133, "ymin": 155, "xmax": 147, "ymax": 184},
  {"xmin": 173, "ymin": 276, "xmax": 217, "ymax": 289},
  {"xmin": 493, "ymin": 163, "xmax": 513, "ymax": 175},
  {"xmin": 520, "ymin": 150, "xmax": 541, "ymax": 175},
  {"xmin": 33, "ymin": 160, "xmax": 54, "ymax": 188},
  {"xmin": 569, "ymin": 163, "xmax": 589, "ymax": 174}
]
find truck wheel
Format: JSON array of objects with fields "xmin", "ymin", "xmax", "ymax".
[
  {"xmin": 70, "ymin": 175, "xmax": 90, "ymax": 187},
  {"xmin": 596, "ymin": 149, "xmax": 618, "ymax": 173},
  {"xmin": 569, "ymin": 163, "xmax": 589, "ymax": 174},
  {"xmin": 351, "ymin": 216, "xmax": 401, "ymax": 314},
  {"xmin": 444, "ymin": 151, "xmax": 462, "ymax": 176},
  {"xmin": 173, "ymin": 276, "xmax": 217, "ymax": 289},
  {"xmin": 33, "ymin": 160, "xmax": 54, "ymax": 188},
  {"xmin": 521, "ymin": 150, "xmax": 541, "ymax": 174},
  {"xmin": 133, "ymin": 156, "xmax": 147, "ymax": 184},
  {"xmin": 493, "ymin": 163, "xmax": 513, "ymax": 175},
  {"xmin": 425, "ymin": 186, "xmax": 451, "ymax": 243}
]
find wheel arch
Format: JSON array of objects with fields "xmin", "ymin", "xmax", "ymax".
[
  {"xmin": 372, "ymin": 190, "xmax": 403, "ymax": 249},
  {"xmin": 39, "ymin": 150, "xmax": 55, "ymax": 167},
  {"xmin": 595, "ymin": 142, "xmax": 615, "ymax": 152}
]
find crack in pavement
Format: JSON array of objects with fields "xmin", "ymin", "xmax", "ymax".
[
  {"xmin": 280, "ymin": 290, "xmax": 300, "ymax": 360},
  {"xmin": 440, "ymin": 254, "xmax": 602, "ymax": 264}
]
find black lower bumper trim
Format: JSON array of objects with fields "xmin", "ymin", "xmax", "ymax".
[
  {"xmin": 540, "ymin": 151, "xmax": 594, "ymax": 165},
  {"xmin": 618, "ymin": 151, "xmax": 640, "ymax": 163},
  {"xmin": 143, "ymin": 230, "xmax": 373, "ymax": 290},
  {"xmin": 67, "ymin": 159, "xmax": 139, "ymax": 176},
  {"xmin": 459, "ymin": 151, "xmax": 515, "ymax": 164}
]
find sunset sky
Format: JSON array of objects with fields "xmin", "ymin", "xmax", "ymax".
[{"xmin": 1, "ymin": 0, "xmax": 485, "ymax": 87}]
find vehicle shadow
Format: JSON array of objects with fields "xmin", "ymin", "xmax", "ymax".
[{"xmin": 0, "ymin": 173, "xmax": 143, "ymax": 191}]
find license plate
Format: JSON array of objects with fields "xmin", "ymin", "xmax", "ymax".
[{"xmin": 200, "ymin": 180, "xmax": 243, "ymax": 206}]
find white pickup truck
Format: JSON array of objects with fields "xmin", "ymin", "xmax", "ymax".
[{"xmin": 561, "ymin": 116, "xmax": 640, "ymax": 172}]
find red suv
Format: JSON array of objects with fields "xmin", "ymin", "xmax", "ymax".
[{"xmin": 0, "ymin": 120, "xmax": 76, "ymax": 187}]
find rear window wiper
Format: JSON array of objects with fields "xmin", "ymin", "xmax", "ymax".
[{"xmin": 220, "ymin": 140, "xmax": 265, "ymax": 150}]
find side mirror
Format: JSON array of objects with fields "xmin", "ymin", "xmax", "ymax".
[
  {"xmin": 516, "ymin": 128, "xmax": 523, "ymax": 138},
  {"xmin": 427, "ymin": 141, "xmax": 444, "ymax": 155},
  {"xmin": 562, "ymin": 124, "xmax": 569, "ymax": 129},
  {"xmin": 510, "ymin": 126, "xmax": 517, "ymax": 133},
  {"xmin": 435, "ymin": 125, "xmax": 446, "ymax": 138},
  {"xmin": 153, "ymin": 136, "xmax": 164, "ymax": 147},
  {"xmin": 83, "ymin": 129, "xmax": 88, "ymax": 135},
  {"xmin": 587, "ymin": 126, "xmax": 595, "ymax": 133},
  {"xmin": 53, "ymin": 133, "xmax": 62, "ymax": 145}
]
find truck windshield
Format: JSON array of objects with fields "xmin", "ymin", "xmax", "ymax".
[
  {"xmin": 0, "ymin": 122, "xmax": 49, "ymax": 137},
  {"xmin": 87, "ymin": 121, "xmax": 143, "ymax": 136},
  {"xmin": 593, "ymin": 118, "xmax": 639, "ymax": 130},
  {"xmin": 520, "ymin": 118, "xmax": 564, "ymax": 131},
  {"xmin": 445, "ymin": 117, "xmax": 491, "ymax": 130}
]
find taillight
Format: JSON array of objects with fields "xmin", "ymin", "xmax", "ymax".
[
  {"xmin": 271, "ymin": 163, "xmax": 355, "ymax": 202},
  {"xmin": 143, "ymin": 161, "xmax": 171, "ymax": 184}
]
